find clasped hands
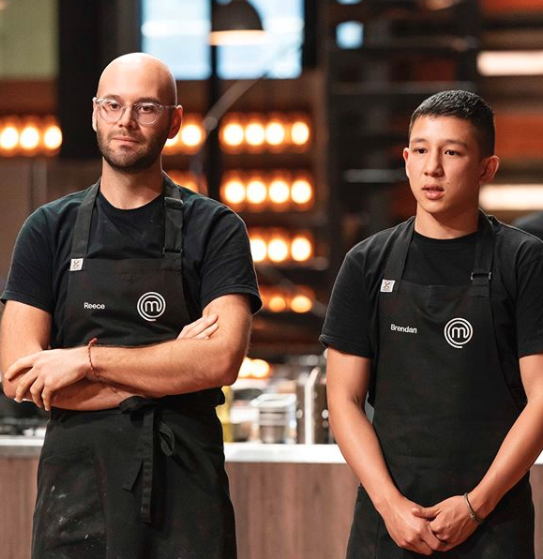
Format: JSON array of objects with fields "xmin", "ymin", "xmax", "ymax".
[
  {"xmin": 382, "ymin": 493, "xmax": 479, "ymax": 556},
  {"xmin": 3, "ymin": 314, "xmax": 219, "ymax": 412}
]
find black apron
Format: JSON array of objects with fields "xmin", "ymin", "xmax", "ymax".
[
  {"xmin": 32, "ymin": 177, "xmax": 237, "ymax": 559},
  {"xmin": 346, "ymin": 214, "xmax": 534, "ymax": 559}
]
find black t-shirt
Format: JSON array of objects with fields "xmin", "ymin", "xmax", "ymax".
[
  {"xmin": 1, "ymin": 178, "xmax": 261, "ymax": 347},
  {"xmin": 320, "ymin": 216, "xmax": 543, "ymax": 366}
]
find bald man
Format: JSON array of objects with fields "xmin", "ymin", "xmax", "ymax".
[{"xmin": 0, "ymin": 53, "xmax": 261, "ymax": 558}]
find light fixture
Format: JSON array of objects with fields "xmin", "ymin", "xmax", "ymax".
[
  {"xmin": 480, "ymin": 184, "xmax": 543, "ymax": 211},
  {"xmin": 210, "ymin": 0, "xmax": 266, "ymax": 46}
]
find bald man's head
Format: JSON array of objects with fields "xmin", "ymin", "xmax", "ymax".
[{"xmin": 97, "ymin": 52, "xmax": 177, "ymax": 105}]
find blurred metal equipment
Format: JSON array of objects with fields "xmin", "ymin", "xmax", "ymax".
[{"xmin": 296, "ymin": 366, "xmax": 330, "ymax": 444}]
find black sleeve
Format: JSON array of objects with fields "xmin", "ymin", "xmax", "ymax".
[
  {"xmin": 1, "ymin": 209, "xmax": 54, "ymax": 313},
  {"xmin": 516, "ymin": 254, "xmax": 543, "ymax": 357},
  {"xmin": 200, "ymin": 208, "xmax": 261, "ymax": 314},
  {"xmin": 319, "ymin": 251, "xmax": 373, "ymax": 358}
]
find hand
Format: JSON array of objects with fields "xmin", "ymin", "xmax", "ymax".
[
  {"xmin": 177, "ymin": 314, "xmax": 219, "ymax": 340},
  {"xmin": 4, "ymin": 346, "xmax": 88, "ymax": 411},
  {"xmin": 412, "ymin": 495, "xmax": 479, "ymax": 551},
  {"xmin": 379, "ymin": 495, "xmax": 444, "ymax": 556}
]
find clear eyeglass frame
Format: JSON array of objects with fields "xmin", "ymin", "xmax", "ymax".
[{"xmin": 93, "ymin": 97, "xmax": 178, "ymax": 126}]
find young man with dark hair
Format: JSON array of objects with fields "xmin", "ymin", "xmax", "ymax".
[{"xmin": 322, "ymin": 90, "xmax": 543, "ymax": 558}]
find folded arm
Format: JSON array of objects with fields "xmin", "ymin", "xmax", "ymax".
[
  {"xmin": 0, "ymin": 300, "xmax": 136, "ymax": 409},
  {"xmin": 4, "ymin": 294, "xmax": 251, "ymax": 410},
  {"xmin": 326, "ymin": 348, "xmax": 443, "ymax": 556}
]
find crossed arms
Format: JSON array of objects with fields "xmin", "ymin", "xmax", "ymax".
[
  {"xmin": 0, "ymin": 293, "xmax": 251, "ymax": 411},
  {"xmin": 326, "ymin": 348, "xmax": 543, "ymax": 556}
]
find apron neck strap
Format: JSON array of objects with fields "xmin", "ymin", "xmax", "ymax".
[
  {"xmin": 71, "ymin": 182, "xmax": 100, "ymax": 259},
  {"xmin": 70, "ymin": 175, "xmax": 184, "ymax": 259},
  {"xmin": 382, "ymin": 211, "xmax": 495, "ymax": 293},
  {"xmin": 163, "ymin": 175, "xmax": 184, "ymax": 255}
]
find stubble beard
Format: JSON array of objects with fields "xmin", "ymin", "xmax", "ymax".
[{"xmin": 96, "ymin": 126, "xmax": 170, "ymax": 174}]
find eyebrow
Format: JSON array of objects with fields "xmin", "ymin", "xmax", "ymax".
[
  {"xmin": 410, "ymin": 137, "xmax": 470, "ymax": 149},
  {"xmin": 100, "ymin": 94, "xmax": 164, "ymax": 104}
]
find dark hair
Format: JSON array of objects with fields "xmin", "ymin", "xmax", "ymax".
[{"xmin": 409, "ymin": 90, "xmax": 495, "ymax": 156}]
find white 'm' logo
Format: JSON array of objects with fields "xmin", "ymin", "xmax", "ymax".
[
  {"xmin": 444, "ymin": 318, "xmax": 473, "ymax": 349},
  {"xmin": 137, "ymin": 292, "xmax": 166, "ymax": 322}
]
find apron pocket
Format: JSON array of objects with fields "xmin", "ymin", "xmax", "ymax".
[
  {"xmin": 346, "ymin": 484, "xmax": 381, "ymax": 559},
  {"xmin": 32, "ymin": 447, "xmax": 106, "ymax": 559}
]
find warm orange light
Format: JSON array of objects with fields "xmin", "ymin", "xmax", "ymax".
[
  {"xmin": 290, "ymin": 294, "xmax": 313, "ymax": 314},
  {"xmin": 268, "ymin": 237, "xmax": 289, "ymax": 263},
  {"xmin": 268, "ymin": 179, "xmax": 290, "ymax": 205},
  {"xmin": 0, "ymin": 123, "xmax": 19, "ymax": 154},
  {"xmin": 222, "ymin": 121, "xmax": 245, "ymax": 148},
  {"xmin": 251, "ymin": 359, "xmax": 271, "ymax": 379},
  {"xmin": 223, "ymin": 179, "xmax": 246, "ymax": 206},
  {"xmin": 20, "ymin": 123, "xmax": 40, "ymax": 151},
  {"xmin": 180, "ymin": 122, "xmax": 203, "ymax": 148},
  {"xmin": 265, "ymin": 120, "xmax": 286, "ymax": 146},
  {"xmin": 245, "ymin": 119, "xmax": 266, "ymax": 148},
  {"xmin": 43, "ymin": 122, "xmax": 62, "ymax": 152},
  {"xmin": 268, "ymin": 294, "xmax": 288, "ymax": 313},
  {"xmin": 246, "ymin": 179, "xmax": 267, "ymax": 205},
  {"xmin": 291, "ymin": 178, "xmax": 313, "ymax": 205},
  {"xmin": 291, "ymin": 235, "xmax": 313, "ymax": 262},
  {"xmin": 163, "ymin": 134, "xmax": 179, "ymax": 154},
  {"xmin": 290, "ymin": 119, "xmax": 310, "ymax": 147},
  {"xmin": 250, "ymin": 235, "xmax": 268, "ymax": 263}
]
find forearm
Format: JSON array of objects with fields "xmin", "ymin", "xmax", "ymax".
[
  {"xmin": 51, "ymin": 379, "xmax": 142, "ymax": 411},
  {"xmin": 469, "ymin": 397, "xmax": 543, "ymax": 518},
  {"xmin": 90, "ymin": 335, "xmax": 246, "ymax": 396},
  {"xmin": 330, "ymin": 399, "xmax": 402, "ymax": 512}
]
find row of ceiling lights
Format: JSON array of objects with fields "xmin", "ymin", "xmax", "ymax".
[
  {"xmin": 0, "ymin": 113, "xmax": 311, "ymax": 157},
  {"xmin": 221, "ymin": 171, "xmax": 314, "ymax": 211},
  {"xmin": 249, "ymin": 229, "xmax": 314, "ymax": 264},
  {"xmin": 0, "ymin": 117, "xmax": 62, "ymax": 156},
  {"xmin": 259, "ymin": 285, "xmax": 315, "ymax": 314}
]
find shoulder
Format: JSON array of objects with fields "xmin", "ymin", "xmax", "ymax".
[
  {"xmin": 345, "ymin": 220, "xmax": 410, "ymax": 272},
  {"xmin": 491, "ymin": 215, "xmax": 543, "ymax": 267},
  {"xmin": 19, "ymin": 188, "xmax": 90, "ymax": 241},
  {"xmin": 174, "ymin": 183, "xmax": 246, "ymax": 230}
]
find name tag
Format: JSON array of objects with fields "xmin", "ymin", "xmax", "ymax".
[
  {"xmin": 70, "ymin": 258, "xmax": 84, "ymax": 272},
  {"xmin": 380, "ymin": 279, "xmax": 395, "ymax": 293}
]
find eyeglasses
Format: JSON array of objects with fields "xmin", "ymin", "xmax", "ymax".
[{"xmin": 93, "ymin": 97, "xmax": 178, "ymax": 126}]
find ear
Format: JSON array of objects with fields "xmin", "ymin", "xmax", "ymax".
[
  {"xmin": 403, "ymin": 147, "xmax": 410, "ymax": 179},
  {"xmin": 92, "ymin": 102, "xmax": 98, "ymax": 132},
  {"xmin": 479, "ymin": 155, "xmax": 500, "ymax": 186},
  {"xmin": 168, "ymin": 105, "xmax": 183, "ymax": 139}
]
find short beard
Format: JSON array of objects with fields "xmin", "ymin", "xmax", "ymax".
[{"xmin": 96, "ymin": 126, "xmax": 170, "ymax": 174}]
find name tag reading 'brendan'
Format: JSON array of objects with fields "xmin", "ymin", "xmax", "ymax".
[{"xmin": 390, "ymin": 324, "xmax": 418, "ymax": 334}]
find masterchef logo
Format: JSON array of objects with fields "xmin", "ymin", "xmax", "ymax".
[
  {"xmin": 444, "ymin": 318, "xmax": 473, "ymax": 349},
  {"xmin": 137, "ymin": 292, "xmax": 166, "ymax": 322}
]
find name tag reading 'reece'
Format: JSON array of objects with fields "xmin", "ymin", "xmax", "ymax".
[
  {"xmin": 70, "ymin": 258, "xmax": 84, "ymax": 272},
  {"xmin": 380, "ymin": 279, "xmax": 395, "ymax": 293}
]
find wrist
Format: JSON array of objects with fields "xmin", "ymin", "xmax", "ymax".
[
  {"xmin": 372, "ymin": 487, "xmax": 404, "ymax": 517},
  {"xmin": 466, "ymin": 487, "xmax": 496, "ymax": 521},
  {"xmin": 86, "ymin": 337, "xmax": 100, "ymax": 381}
]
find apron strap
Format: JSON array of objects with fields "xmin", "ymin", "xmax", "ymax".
[
  {"xmin": 120, "ymin": 391, "xmax": 224, "ymax": 524},
  {"xmin": 469, "ymin": 211, "xmax": 495, "ymax": 298},
  {"xmin": 70, "ymin": 182, "xmax": 100, "ymax": 259},
  {"xmin": 163, "ymin": 176, "xmax": 184, "ymax": 256},
  {"xmin": 70, "ymin": 175, "xmax": 185, "ymax": 262}
]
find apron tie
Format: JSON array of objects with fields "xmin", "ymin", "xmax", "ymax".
[{"xmin": 120, "ymin": 396, "xmax": 175, "ymax": 523}]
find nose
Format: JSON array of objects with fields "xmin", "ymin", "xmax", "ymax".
[
  {"xmin": 424, "ymin": 151, "xmax": 443, "ymax": 176},
  {"xmin": 117, "ymin": 105, "xmax": 138, "ymax": 128}
]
